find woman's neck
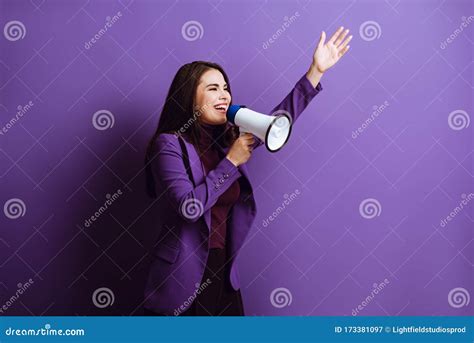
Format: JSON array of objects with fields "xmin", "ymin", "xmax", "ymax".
[{"xmin": 198, "ymin": 122, "xmax": 226, "ymax": 150}]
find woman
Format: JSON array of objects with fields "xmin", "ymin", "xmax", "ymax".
[{"xmin": 143, "ymin": 27, "xmax": 352, "ymax": 316}]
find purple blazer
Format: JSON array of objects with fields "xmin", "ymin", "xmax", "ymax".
[{"xmin": 144, "ymin": 74, "xmax": 322, "ymax": 315}]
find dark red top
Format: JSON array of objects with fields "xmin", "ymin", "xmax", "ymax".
[{"xmin": 197, "ymin": 123, "xmax": 241, "ymax": 249}]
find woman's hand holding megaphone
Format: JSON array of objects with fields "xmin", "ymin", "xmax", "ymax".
[{"xmin": 226, "ymin": 133, "xmax": 255, "ymax": 167}]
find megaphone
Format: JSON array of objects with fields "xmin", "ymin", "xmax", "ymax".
[{"xmin": 226, "ymin": 105, "xmax": 292, "ymax": 152}]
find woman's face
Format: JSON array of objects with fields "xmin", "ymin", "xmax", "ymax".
[{"xmin": 194, "ymin": 68, "xmax": 231, "ymax": 125}]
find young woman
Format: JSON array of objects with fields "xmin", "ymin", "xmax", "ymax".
[{"xmin": 143, "ymin": 27, "xmax": 352, "ymax": 316}]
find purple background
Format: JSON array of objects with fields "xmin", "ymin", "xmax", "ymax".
[{"xmin": 0, "ymin": 0, "xmax": 472, "ymax": 316}]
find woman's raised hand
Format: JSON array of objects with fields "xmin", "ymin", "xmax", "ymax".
[{"xmin": 311, "ymin": 26, "xmax": 352, "ymax": 74}]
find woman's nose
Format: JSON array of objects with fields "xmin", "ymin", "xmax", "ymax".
[{"xmin": 219, "ymin": 89, "xmax": 228, "ymax": 100}]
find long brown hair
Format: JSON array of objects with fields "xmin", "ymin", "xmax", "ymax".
[{"xmin": 145, "ymin": 61, "xmax": 238, "ymax": 198}]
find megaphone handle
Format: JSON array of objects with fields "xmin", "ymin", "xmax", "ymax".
[{"xmin": 239, "ymin": 128, "xmax": 248, "ymax": 137}]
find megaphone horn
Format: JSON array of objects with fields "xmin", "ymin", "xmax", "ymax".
[{"xmin": 226, "ymin": 105, "xmax": 293, "ymax": 152}]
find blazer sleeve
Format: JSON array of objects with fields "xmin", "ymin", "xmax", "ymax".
[
  {"xmin": 150, "ymin": 133, "xmax": 242, "ymax": 223},
  {"xmin": 251, "ymin": 74, "xmax": 323, "ymax": 150}
]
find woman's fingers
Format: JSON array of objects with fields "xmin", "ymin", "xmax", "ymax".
[
  {"xmin": 240, "ymin": 133, "xmax": 255, "ymax": 143},
  {"xmin": 334, "ymin": 29, "xmax": 349, "ymax": 47},
  {"xmin": 338, "ymin": 34, "xmax": 353, "ymax": 50},
  {"xmin": 246, "ymin": 138, "xmax": 255, "ymax": 148},
  {"xmin": 339, "ymin": 45, "xmax": 350, "ymax": 57},
  {"xmin": 317, "ymin": 31, "xmax": 326, "ymax": 48},
  {"xmin": 246, "ymin": 138, "xmax": 255, "ymax": 147},
  {"xmin": 328, "ymin": 26, "xmax": 344, "ymax": 45},
  {"xmin": 238, "ymin": 134, "xmax": 254, "ymax": 152}
]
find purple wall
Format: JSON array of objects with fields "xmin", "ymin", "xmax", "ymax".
[{"xmin": 0, "ymin": 0, "xmax": 472, "ymax": 316}]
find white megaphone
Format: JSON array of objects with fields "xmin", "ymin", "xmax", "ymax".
[{"xmin": 226, "ymin": 105, "xmax": 292, "ymax": 152}]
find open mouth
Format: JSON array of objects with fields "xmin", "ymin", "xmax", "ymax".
[{"xmin": 214, "ymin": 104, "xmax": 228, "ymax": 113}]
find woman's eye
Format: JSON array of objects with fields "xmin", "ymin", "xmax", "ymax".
[{"xmin": 208, "ymin": 87, "xmax": 229, "ymax": 92}]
